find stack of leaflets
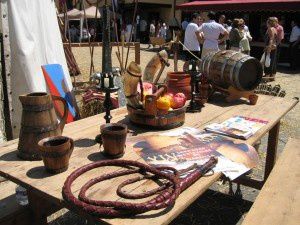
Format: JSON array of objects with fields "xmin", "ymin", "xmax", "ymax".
[
  {"xmin": 128, "ymin": 127, "xmax": 259, "ymax": 180},
  {"xmin": 205, "ymin": 116, "xmax": 268, "ymax": 140}
]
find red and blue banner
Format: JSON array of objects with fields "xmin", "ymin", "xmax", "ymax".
[{"xmin": 41, "ymin": 64, "xmax": 78, "ymax": 123}]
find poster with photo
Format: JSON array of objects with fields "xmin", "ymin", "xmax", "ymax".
[{"xmin": 128, "ymin": 127, "xmax": 259, "ymax": 180}]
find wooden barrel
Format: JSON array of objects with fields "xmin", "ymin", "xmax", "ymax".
[{"xmin": 200, "ymin": 50, "xmax": 263, "ymax": 91}]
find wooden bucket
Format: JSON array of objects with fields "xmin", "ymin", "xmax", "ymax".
[
  {"xmin": 127, "ymin": 85, "xmax": 186, "ymax": 129},
  {"xmin": 38, "ymin": 136, "xmax": 74, "ymax": 174},
  {"xmin": 166, "ymin": 72, "xmax": 191, "ymax": 100},
  {"xmin": 100, "ymin": 123, "xmax": 128, "ymax": 158},
  {"xmin": 18, "ymin": 92, "xmax": 68, "ymax": 160},
  {"xmin": 201, "ymin": 50, "xmax": 263, "ymax": 91}
]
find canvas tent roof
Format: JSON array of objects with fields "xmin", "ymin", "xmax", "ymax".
[{"xmin": 176, "ymin": 0, "xmax": 300, "ymax": 12}]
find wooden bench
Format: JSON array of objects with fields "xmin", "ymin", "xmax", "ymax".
[
  {"xmin": 242, "ymin": 138, "xmax": 300, "ymax": 225},
  {"xmin": 0, "ymin": 179, "xmax": 30, "ymax": 225}
]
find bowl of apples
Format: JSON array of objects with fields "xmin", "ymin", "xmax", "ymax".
[{"xmin": 127, "ymin": 84, "xmax": 187, "ymax": 129}]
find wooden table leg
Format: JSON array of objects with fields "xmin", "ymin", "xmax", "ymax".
[
  {"xmin": 233, "ymin": 121, "xmax": 281, "ymax": 190},
  {"xmin": 27, "ymin": 190, "xmax": 63, "ymax": 225},
  {"xmin": 264, "ymin": 121, "xmax": 280, "ymax": 181}
]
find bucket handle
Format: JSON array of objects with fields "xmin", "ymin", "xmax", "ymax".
[{"xmin": 52, "ymin": 95, "xmax": 68, "ymax": 132}]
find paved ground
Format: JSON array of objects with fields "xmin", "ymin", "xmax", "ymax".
[{"xmin": 44, "ymin": 45, "xmax": 300, "ymax": 224}]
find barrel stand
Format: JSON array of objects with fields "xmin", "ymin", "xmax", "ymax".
[{"xmin": 212, "ymin": 85, "xmax": 258, "ymax": 105}]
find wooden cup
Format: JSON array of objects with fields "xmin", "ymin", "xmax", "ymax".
[
  {"xmin": 100, "ymin": 123, "xmax": 127, "ymax": 158},
  {"xmin": 38, "ymin": 136, "xmax": 74, "ymax": 174}
]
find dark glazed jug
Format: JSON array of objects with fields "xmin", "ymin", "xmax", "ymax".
[{"xmin": 18, "ymin": 92, "xmax": 68, "ymax": 160}]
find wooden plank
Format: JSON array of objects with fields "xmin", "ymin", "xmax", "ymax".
[
  {"xmin": 0, "ymin": 0, "xmax": 13, "ymax": 140},
  {"xmin": 242, "ymin": 138, "xmax": 300, "ymax": 225}
]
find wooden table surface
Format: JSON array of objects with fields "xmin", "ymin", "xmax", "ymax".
[{"xmin": 0, "ymin": 95, "xmax": 298, "ymax": 225}]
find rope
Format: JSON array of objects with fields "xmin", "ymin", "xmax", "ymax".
[{"xmin": 178, "ymin": 40, "xmax": 202, "ymax": 61}]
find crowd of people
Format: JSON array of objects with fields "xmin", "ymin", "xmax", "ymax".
[
  {"xmin": 182, "ymin": 11, "xmax": 300, "ymax": 81},
  {"xmin": 66, "ymin": 11, "xmax": 300, "ymax": 80}
]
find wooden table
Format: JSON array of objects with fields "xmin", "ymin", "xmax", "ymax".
[{"xmin": 0, "ymin": 95, "xmax": 297, "ymax": 225}]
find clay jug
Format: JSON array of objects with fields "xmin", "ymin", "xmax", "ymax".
[
  {"xmin": 166, "ymin": 72, "xmax": 191, "ymax": 100},
  {"xmin": 18, "ymin": 92, "xmax": 68, "ymax": 160}
]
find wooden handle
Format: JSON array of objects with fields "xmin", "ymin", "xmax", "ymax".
[
  {"xmin": 152, "ymin": 86, "xmax": 167, "ymax": 100},
  {"xmin": 52, "ymin": 95, "xmax": 68, "ymax": 132}
]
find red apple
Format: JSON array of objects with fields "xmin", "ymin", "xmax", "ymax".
[
  {"xmin": 171, "ymin": 94, "xmax": 187, "ymax": 109},
  {"xmin": 174, "ymin": 93, "xmax": 187, "ymax": 101},
  {"xmin": 164, "ymin": 93, "xmax": 174, "ymax": 101}
]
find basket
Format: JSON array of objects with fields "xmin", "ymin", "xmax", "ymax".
[{"xmin": 127, "ymin": 85, "xmax": 186, "ymax": 129}]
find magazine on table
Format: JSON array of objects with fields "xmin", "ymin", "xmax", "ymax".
[
  {"xmin": 205, "ymin": 116, "xmax": 268, "ymax": 140},
  {"xmin": 128, "ymin": 127, "xmax": 259, "ymax": 180}
]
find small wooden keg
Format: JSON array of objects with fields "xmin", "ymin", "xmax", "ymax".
[
  {"xmin": 18, "ymin": 92, "xmax": 68, "ymax": 160},
  {"xmin": 201, "ymin": 50, "xmax": 263, "ymax": 91}
]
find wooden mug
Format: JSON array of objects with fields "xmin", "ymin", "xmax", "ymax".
[
  {"xmin": 100, "ymin": 123, "xmax": 127, "ymax": 158},
  {"xmin": 38, "ymin": 136, "xmax": 74, "ymax": 174}
]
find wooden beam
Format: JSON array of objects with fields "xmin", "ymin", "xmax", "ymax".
[
  {"xmin": 63, "ymin": 42, "xmax": 138, "ymax": 48},
  {"xmin": 0, "ymin": 0, "xmax": 13, "ymax": 140}
]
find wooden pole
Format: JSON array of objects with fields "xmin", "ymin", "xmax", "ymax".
[{"xmin": 0, "ymin": 1, "xmax": 13, "ymax": 140}]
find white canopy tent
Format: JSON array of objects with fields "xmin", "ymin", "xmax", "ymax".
[
  {"xmin": 7, "ymin": 0, "xmax": 72, "ymax": 137},
  {"xmin": 59, "ymin": 6, "xmax": 121, "ymax": 42}
]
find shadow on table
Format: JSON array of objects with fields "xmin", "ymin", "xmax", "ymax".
[
  {"xmin": 87, "ymin": 151, "xmax": 109, "ymax": 162},
  {"xmin": 0, "ymin": 150, "xmax": 26, "ymax": 162},
  {"xmin": 26, "ymin": 166, "xmax": 56, "ymax": 179},
  {"xmin": 209, "ymin": 93, "xmax": 249, "ymax": 108},
  {"xmin": 74, "ymin": 138, "xmax": 97, "ymax": 148},
  {"xmin": 116, "ymin": 115, "xmax": 174, "ymax": 136},
  {"xmin": 170, "ymin": 189, "xmax": 253, "ymax": 225}
]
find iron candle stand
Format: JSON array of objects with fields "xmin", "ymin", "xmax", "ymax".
[{"xmin": 187, "ymin": 60, "xmax": 203, "ymax": 113}]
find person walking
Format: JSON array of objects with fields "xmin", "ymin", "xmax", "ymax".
[
  {"xmin": 182, "ymin": 18, "xmax": 189, "ymax": 31},
  {"xmin": 229, "ymin": 19, "xmax": 243, "ymax": 52},
  {"xmin": 140, "ymin": 17, "xmax": 147, "ymax": 43},
  {"xmin": 289, "ymin": 20, "xmax": 300, "ymax": 70},
  {"xmin": 149, "ymin": 20, "xmax": 156, "ymax": 37},
  {"xmin": 239, "ymin": 20, "xmax": 253, "ymax": 55},
  {"xmin": 183, "ymin": 13, "xmax": 203, "ymax": 60},
  {"xmin": 198, "ymin": 11, "xmax": 228, "ymax": 58},
  {"xmin": 159, "ymin": 23, "xmax": 168, "ymax": 40},
  {"xmin": 263, "ymin": 17, "xmax": 278, "ymax": 81},
  {"xmin": 273, "ymin": 17, "xmax": 284, "ymax": 72},
  {"xmin": 125, "ymin": 22, "xmax": 133, "ymax": 42},
  {"xmin": 218, "ymin": 14, "xmax": 228, "ymax": 50}
]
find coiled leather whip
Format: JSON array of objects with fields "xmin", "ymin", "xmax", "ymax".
[{"xmin": 62, "ymin": 157, "xmax": 217, "ymax": 219}]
